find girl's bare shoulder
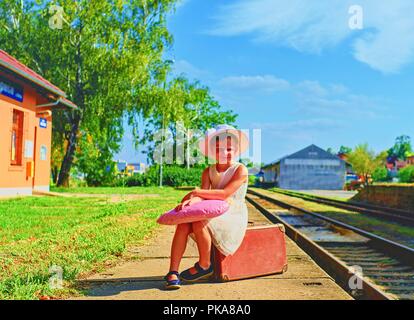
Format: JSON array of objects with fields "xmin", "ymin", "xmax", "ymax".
[
  {"xmin": 235, "ymin": 163, "xmax": 248, "ymax": 176},
  {"xmin": 202, "ymin": 165, "xmax": 214, "ymax": 174}
]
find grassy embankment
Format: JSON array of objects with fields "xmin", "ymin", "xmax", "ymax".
[{"xmin": 0, "ymin": 187, "xmax": 185, "ymax": 300}]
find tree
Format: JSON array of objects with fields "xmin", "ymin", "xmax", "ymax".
[
  {"xmin": 398, "ymin": 166, "xmax": 414, "ymax": 183},
  {"xmin": 338, "ymin": 146, "xmax": 352, "ymax": 155},
  {"xmin": 0, "ymin": 0, "xmax": 178, "ymax": 186},
  {"xmin": 347, "ymin": 144, "xmax": 387, "ymax": 186},
  {"xmin": 388, "ymin": 135, "xmax": 412, "ymax": 160},
  {"xmin": 326, "ymin": 147, "xmax": 335, "ymax": 155},
  {"xmin": 372, "ymin": 167, "xmax": 389, "ymax": 182},
  {"xmin": 178, "ymin": 82, "xmax": 237, "ymax": 168},
  {"xmin": 140, "ymin": 77, "xmax": 189, "ymax": 186},
  {"xmin": 139, "ymin": 78, "xmax": 237, "ymax": 167}
]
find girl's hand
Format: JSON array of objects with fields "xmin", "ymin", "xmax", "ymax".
[
  {"xmin": 192, "ymin": 187, "xmax": 200, "ymax": 197},
  {"xmin": 175, "ymin": 196, "xmax": 202, "ymax": 211},
  {"xmin": 178, "ymin": 189, "xmax": 198, "ymax": 205},
  {"xmin": 175, "ymin": 201, "xmax": 186, "ymax": 211}
]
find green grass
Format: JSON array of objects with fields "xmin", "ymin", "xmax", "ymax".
[
  {"xmin": 0, "ymin": 187, "xmax": 185, "ymax": 300},
  {"xmin": 269, "ymin": 187, "xmax": 351, "ymax": 202},
  {"xmin": 50, "ymin": 186, "xmax": 169, "ymax": 195}
]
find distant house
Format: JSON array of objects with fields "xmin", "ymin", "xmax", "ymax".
[
  {"xmin": 129, "ymin": 162, "xmax": 147, "ymax": 174},
  {"xmin": 337, "ymin": 152, "xmax": 354, "ymax": 175},
  {"xmin": 386, "ymin": 155, "xmax": 412, "ymax": 175},
  {"xmin": 115, "ymin": 160, "xmax": 127, "ymax": 173},
  {"xmin": 115, "ymin": 160, "xmax": 147, "ymax": 176},
  {"xmin": 396, "ymin": 160, "xmax": 408, "ymax": 170},
  {"xmin": 262, "ymin": 144, "xmax": 346, "ymax": 190}
]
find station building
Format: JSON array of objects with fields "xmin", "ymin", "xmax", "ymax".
[
  {"xmin": 262, "ymin": 144, "xmax": 346, "ymax": 190},
  {"xmin": 0, "ymin": 50, "xmax": 77, "ymax": 196}
]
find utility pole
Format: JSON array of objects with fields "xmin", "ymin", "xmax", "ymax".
[
  {"xmin": 186, "ymin": 103, "xmax": 200, "ymax": 170},
  {"xmin": 159, "ymin": 111, "xmax": 165, "ymax": 188}
]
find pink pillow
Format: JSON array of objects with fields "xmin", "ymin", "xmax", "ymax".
[{"xmin": 157, "ymin": 200, "xmax": 229, "ymax": 225}]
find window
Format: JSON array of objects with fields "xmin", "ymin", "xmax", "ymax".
[
  {"xmin": 40, "ymin": 145, "xmax": 47, "ymax": 161},
  {"xmin": 11, "ymin": 109, "xmax": 24, "ymax": 165}
]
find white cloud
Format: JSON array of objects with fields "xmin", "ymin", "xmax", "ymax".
[
  {"xmin": 250, "ymin": 118, "xmax": 344, "ymax": 147},
  {"xmin": 297, "ymin": 81, "xmax": 329, "ymax": 97},
  {"xmin": 219, "ymin": 75, "xmax": 290, "ymax": 93},
  {"xmin": 171, "ymin": 58, "xmax": 386, "ymax": 120},
  {"xmin": 252, "ymin": 118, "xmax": 342, "ymax": 133},
  {"xmin": 173, "ymin": 59, "xmax": 210, "ymax": 79},
  {"xmin": 215, "ymin": 73, "xmax": 384, "ymax": 118},
  {"xmin": 176, "ymin": 0, "xmax": 190, "ymax": 9},
  {"xmin": 294, "ymin": 80, "xmax": 386, "ymax": 118},
  {"xmin": 209, "ymin": 0, "xmax": 414, "ymax": 73}
]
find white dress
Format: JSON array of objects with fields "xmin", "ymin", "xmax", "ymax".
[{"xmin": 188, "ymin": 162, "xmax": 249, "ymax": 256}]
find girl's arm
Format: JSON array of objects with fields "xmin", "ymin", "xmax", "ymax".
[
  {"xmin": 192, "ymin": 165, "xmax": 248, "ymax": 201},
  {"xmin": 179, "ymin": 168, "xmax": 210, "ymax": 201},
  {"xmin": 176, "ymin": 167, "xmax": 211, "ymax": 210}
]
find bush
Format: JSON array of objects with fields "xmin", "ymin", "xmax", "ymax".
[
  {"xmin": 248, "ymin": 175, "xmax": 257, "ymax": 186},
  {"xmin": 398, "ymin": 165, "xmax": 414, "ymax": 183},
  {"xmin": 372, "ymin": 167, "xmax": 390, "ymax": 182},
  {"xmin": 116, "ymin": 165, "xmax": 206, "ymax": 187},
  {"xmin": 69, "ymin": 176, "xmax": 88, "ymax": 188}
]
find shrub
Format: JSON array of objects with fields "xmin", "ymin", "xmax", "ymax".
[
  {"xmin": 398, "ymin": 165, "xmax": 414, "ymax": 183},
  {"xmin": 248, "ymin": 175, "xmax": 257, "ymax": 186},
  {"xmin": 116, "ymin": 165, "xmax": 206, "ymax": 187},
  {"xmin": 372, "ymin": 167, "xmax": 390, "ymax": 182}
]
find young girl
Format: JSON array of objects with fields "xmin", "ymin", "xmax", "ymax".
[{"xmin": 164, "ymin": 124, "xmax": 249, "ymax": 289}]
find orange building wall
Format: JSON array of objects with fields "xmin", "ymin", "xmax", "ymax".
[
  {"xmin": 0, "ymin": 71, "xmax": 52, "ymax": 195},
  {"xmin": 33, "ymin": 112, "xmax": 52, "ymax": 189}
]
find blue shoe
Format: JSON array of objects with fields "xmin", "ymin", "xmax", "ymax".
[
  {"xmin": 180, "ymin": 262, "xmax": 214, "ymax": 283},
  {"xmin": 164, "ymin": 271, "xmax": 181, "ymax": 290}
]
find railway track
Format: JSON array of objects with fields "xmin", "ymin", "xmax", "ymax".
[
  {"xmin": 267, "ymin": 188, "xmax": 414, "ymax": 226},
  {"xmin": 246, "ymin": 189, "xmax": 414, "ymax": 300}
]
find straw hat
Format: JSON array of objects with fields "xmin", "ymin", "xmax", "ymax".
[{"xmin": 198, "ymin": 124, "xmax": 249, "ymax": 159}]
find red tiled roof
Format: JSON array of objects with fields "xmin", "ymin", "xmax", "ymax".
[{"xmin": 0, "ymin": 49, "xmax": 67, "ymax": 98}]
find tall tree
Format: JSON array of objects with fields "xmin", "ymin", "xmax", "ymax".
[
  {"xmin": 388, "ymin": 135, "xmax": 412, "ymax": 160},
  {"xmin": 0, "ymin": 0, "xmax": 178, "ymax": 186},
  {"xmin": 347, "ymin": 144, "xmax": 387, "ymax": 186},
  {"xmin": 139, "ymin": 78, "xmax": 237, "ymax": 168},
  {"xmin": 326, "ymin": 147, "xmax": 335, "ymax": 155},
  {"xmin": 338, "ymin": 145, "xmax": 352, "ymax": 155},
  {"xmin": 172, "ymin": 79, "xmax": 237, "ymax": 168}
]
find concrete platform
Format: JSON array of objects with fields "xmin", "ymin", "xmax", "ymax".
[{"xmin": 71, "ymin": 202, "xmax": 352, "ymax": 300}]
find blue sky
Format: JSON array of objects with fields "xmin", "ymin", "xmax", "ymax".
[{"xmin": 115, "ymin": 0, "xmax": 414, "ymax": 165}]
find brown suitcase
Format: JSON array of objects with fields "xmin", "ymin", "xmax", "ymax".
[{"xmin": 212, "ymin": 224, "xmax": 288, "ymax": 282}]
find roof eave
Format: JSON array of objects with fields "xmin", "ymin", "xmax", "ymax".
[
  {"xmin": 36, "ymin": 97, "xmax": 78, "ymax": 110},
  {"xmin": 262, "ymin": 160, "xmax": 281, "ymax": 169},
  {"xmin": 0, "ymin": 60, "xmax": 66, "ymax": 98},
  {"xmin": 59, "ymin": 97, "xmax": 78, "ymax": 109}
]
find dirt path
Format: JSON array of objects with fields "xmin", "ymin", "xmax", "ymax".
[{"xmin": 70, "ymin": 203, "xmax": 352, "ymax": 300}]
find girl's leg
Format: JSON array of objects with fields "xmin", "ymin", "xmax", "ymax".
[
  {"xmin": 168, "ymin": 223, "xmax": 192, "ymax": 280},
  {"xmin": 191, "ymin": 221, "xmax": 212, "ymax": 270}
]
